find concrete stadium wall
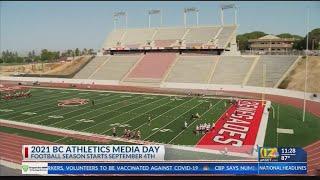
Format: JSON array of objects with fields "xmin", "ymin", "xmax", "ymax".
[{"xmin": 1, "ymin": 76, "xmax": 319, "ymax": 103}]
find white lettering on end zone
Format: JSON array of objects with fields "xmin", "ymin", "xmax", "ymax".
[{"xmin": 210, "ymin": 100, "xmax": 263, "ymax": 147}]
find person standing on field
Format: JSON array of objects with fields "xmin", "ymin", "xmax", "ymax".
[
  {"xmin": 148, "ymin": 116, "xmax": 151, "ymax": 126},
  {"xmin": 112, "ymin": 127, "xmax": 116, "ymax": 137}
]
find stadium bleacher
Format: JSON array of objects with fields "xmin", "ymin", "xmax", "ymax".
[
  {"xmin": 124, "ymin": 53, "xmax": 177, "ymax": 83},
  {"xmin": 89, "ymin": 55, "xmax": 142, "ymax": 80},
  {"xmin": 75, "ymin": 25, "xmax": 299, "ymax": 89},
  {"xmin": 73, "ymin": 56, "xmax": 108, "ymax": 79},
  {"xmin": 216, "ymin": 25, "xmax": 237, "ymax": 49},
  {"xmin": 165, "ymin": 56, "xmax": 219, "ymax": 83},
  {"xmin": 122, "ymin": 29, "xmax": 156, "ymax": 48},
  {"xmin": 102, "ymin": 25, "xmax": 237, "ymax": 49},
  {"xmin": 184, "ymin": 26, "xmax": 221, "ymax": 44},
  {"xmin": 246, "ymin": 55, "xmax": 299, "ymax": 87},
  {"xmin": 102, "ymin": 29, "xmax": 126, "ymax": 48},
  {"xmin": 153, "ymin": 27, "xmax": 186, "ymax": 40},
  {"xmin": 210, "ymin": 56, "xmax": 255, "ymax": 85}
]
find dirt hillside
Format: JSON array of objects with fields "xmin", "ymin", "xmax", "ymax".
[
  {"xmin": 279, "ymin": 56, "xmax": 320, "ymax": 93},
  {"xmin": 0, "ymin": 56, "xmax": 92, "ymax": 76}
]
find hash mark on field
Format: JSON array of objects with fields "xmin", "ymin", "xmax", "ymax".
[
  {"xmin": 0, "ymin": 109, "xmax": 14, "ymax": 112},
  {"xmin": 99, "ymin": 94, "xmax": 110, "ymax": 96},
  {"xmin": 110, "ymin": 123, "xmax": 131, "ymax": 128},
  {"xmin": 76, "ymin": 119, "xmax": 95, "ymax": 123},
  {"xmin": 21, "ymin": 112, "xmax": 37, "ymax": 116},
  {"xmin": 48, "ymin": 115, "xmax": 64, "ymax": 119}
]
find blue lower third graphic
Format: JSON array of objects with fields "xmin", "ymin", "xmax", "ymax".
[{"xmin": 47, "ymin": 162, "xmax": 307, "ymax": 175}]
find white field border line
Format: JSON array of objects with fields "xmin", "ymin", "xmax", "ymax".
[
  {"xmin": 130, "ymin": 97, "xmax": 196, "ymax": 133},
  {"xmin": 253, "ymin": 100, "xmax": 271, "ymax": 157},
  {"xmin": 82, "ymin": 96, "xmax": 170, "ymax": 132},
  {"xmin": 0, "ymin": 89, "xmax": 67, "ymax": 110},
  {"xmin": 33, "ymin": 94, "xmax": 132, "ymax": 124},
  {"xmin": 66, "ymin": 96, "xmax": 165, "ymax": 130},
  {"xmin": 97, "ymin": 97, "xmax": 174, "ymax": 134},
  {"xmin": 9, "ymin": 93, "xmax": 97, "ymax": 121},
  {"xmin": 144, "ymin": 100, "xmax": 205, "ymax": 140},
  {"xmin": 1, "ymin": 91, "xmax": 80, "ymax": 117},
  {"xmin": 168, "ymin": 99, "xmax": 223, "ymax": 144},
  {"xmin": 20, "ymin": 93, "xmax": 114, "ymax": 123},
  {"xmin": 0, "ymin": 119, "xmax": 252, "ymax": 158},
  {"xmin": 39, "ymin": 94, "xmax": 144, "ymax": 126}
]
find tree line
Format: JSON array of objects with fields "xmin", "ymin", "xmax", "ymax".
[
  {"xmin": 0, "ymin": 48, "xmax": 95, "ymax": 64},
  {"xmin": 237, "ymin": 28, "xmax": 320, "ymax": 51}
]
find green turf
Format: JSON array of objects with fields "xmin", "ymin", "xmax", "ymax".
[
  {"xmin": 1, "ymin": 87, "xmax": 320, "ymax": 148},
  {"xmin": 264, "ymin": 103, "xmax": 320, "ymax": 147}
]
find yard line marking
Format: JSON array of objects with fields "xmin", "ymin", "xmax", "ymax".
[
  {"xmin": 48, "ymin": 94, "xmax": 144, "ymax": 127},
  {"xmin": 17, "ymin": 92, "xmax": 94, "ymax": 122},
  {"xmin": 1, "ymin": 91, "xmax": 80, "ymax": 117},
  {"xmin": 144, "ymin": 99, "xmax": 204, "ymax": 140},
  {"xmin": 131, "ymin": 97, "xmax": 196, "ymax": 133},
  {"xmin": 98, "ymin": 97, "xmax": 173, "ymax": 134},
  {"xmin": 68, "ymin": 95, "xmax": 165, "ymax": 130},
  {"xmin": 168, "ymin": 99, "xmax": 223, "ymax": 144},
  {"xmin": 33, "ymin": 93, "xmax": 125, "ymax": 124}
]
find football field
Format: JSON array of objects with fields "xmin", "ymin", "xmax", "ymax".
[{"xmin": 0, "ymin": 87, "xmax": 319, "ymax": 148}]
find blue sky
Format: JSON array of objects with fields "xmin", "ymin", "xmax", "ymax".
[{"xmin": 1, "ymin": 1, "xmax": 319, "ymax": 55}]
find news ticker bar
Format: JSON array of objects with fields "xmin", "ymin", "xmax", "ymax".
[{"xmin": 21, "ymin": 162, "xmax": 307, "ymax": 175}]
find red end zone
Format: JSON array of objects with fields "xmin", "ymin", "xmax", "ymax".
[{"xmin": 196, "ymin": 99, "xmax": 265, "ymax": 154}]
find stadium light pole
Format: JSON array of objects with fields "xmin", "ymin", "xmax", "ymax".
[
  {"xmin": 234, "ymin": 6, "xmax": 238, "ymax": 25},
  {"xmin": 113, "ymin": 11, "xmax": 127, "ymax": 30},
  {"xmin": 183, "ymin": 7, "xmax": 199, "ymax": 28},
  {"xmin": 160, "ymin": 10, "xmax": 163, "ymax": 26},
  {"xmin": 221, "ymin": 4, "xmax": 236, "ymax": 25},
  {"xmin": 302, "ymin": 7, "xmax": 310, "ymax": 123},
  {"xmin": 148, "ymin": 9, "xmax": 161, "ymax": 28}
]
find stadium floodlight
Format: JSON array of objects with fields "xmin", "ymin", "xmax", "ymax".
[
  {"xmin": 183, "ymin": 7, "xmax": 199, "ymax": 28},
  {"xmin": 147, "ymin": 9, "xmax": 162, "ymax": 28},
  {"xmin": 220, "ymin": 3, "xmax": 237, "ymax": 25},
  {"xmin": 113, "ymin": 11, "xmax": 127, "ymax": 30}
]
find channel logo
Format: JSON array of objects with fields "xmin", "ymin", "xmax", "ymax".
[{"xmin": 259, "ymin": 147, "xmax": 279, "ymax": 159}]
